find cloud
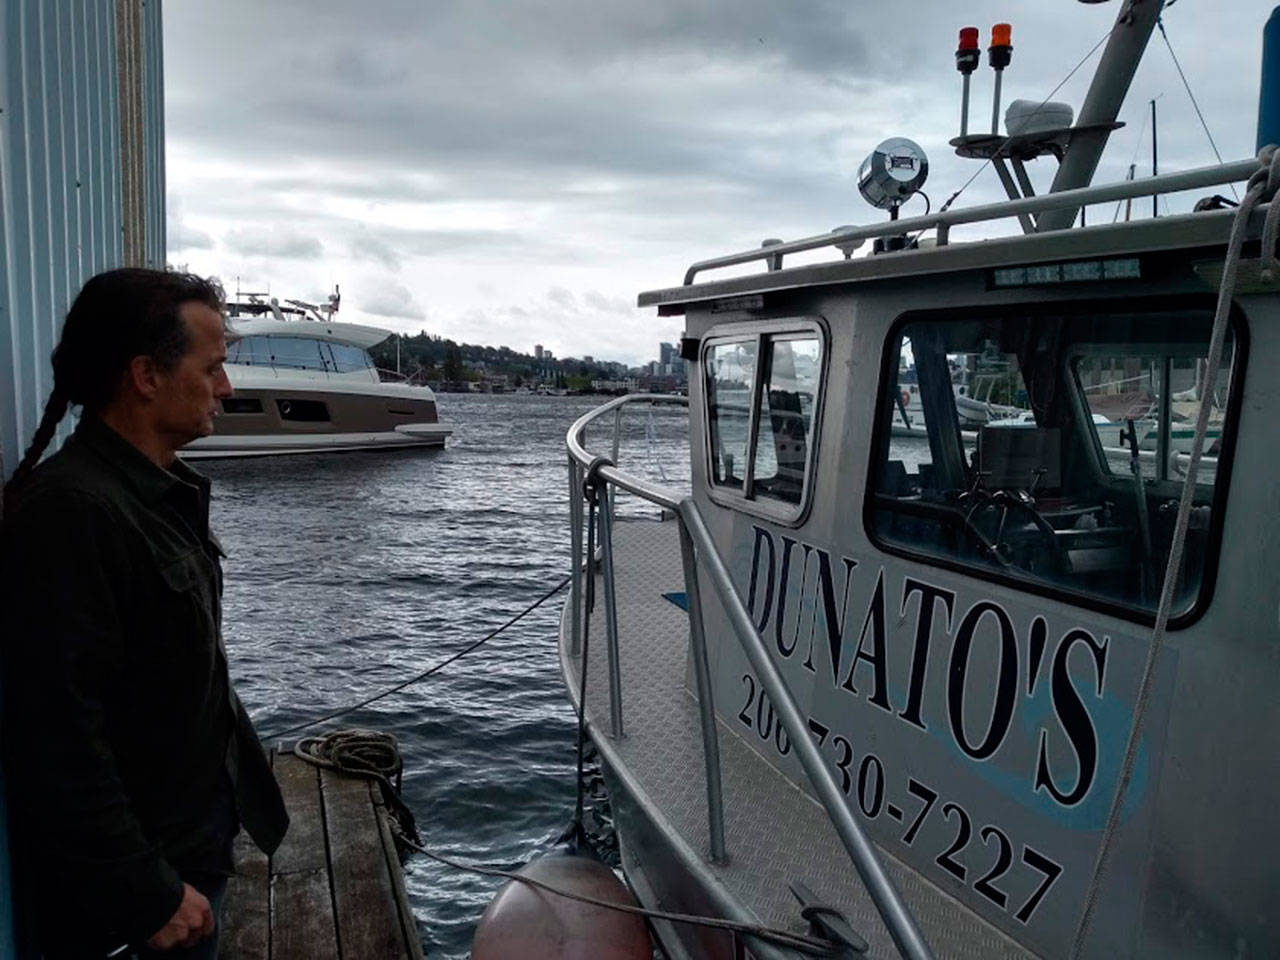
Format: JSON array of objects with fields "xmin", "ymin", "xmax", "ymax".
[
  {"xmin": 546, "ymin": 287, "xmax": 576, "ymax": 308},
  {"xmin": 163, "ymin": 0, "xmax": 1276, "ymax": 367},
  {"xmin": 350, "ymin": 233, "xmax": 402, "ymax": 271},
  {"xmin": 170, "ymin": 220, "xmax": 214, "ymax": 251},
  {"xmin": 166, "ymin": 195, "xmax": 214, "ymax": 250},
  {"xmin": 224, "ymin": 228, "xmax": 324, "ymax": 260},
  {"xmin": 359, "ymin": 281, "xmax": 425, "ymax": 320}
]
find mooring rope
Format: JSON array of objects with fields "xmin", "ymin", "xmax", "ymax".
[
  {"xmin": 392, "ymin": 828, "xmax": 843, "ymax": 956},
  {"xmin": 562, "ymin": 469, "xmax": 602, "ymax": 850},
  {"xmin": 263, "ymin": 573, "xmax": 571, "ymax": 740}
]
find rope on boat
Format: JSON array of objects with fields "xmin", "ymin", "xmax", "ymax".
[
  {"xmin": 1072, "ymin": 144, "xmax": 1280, "ymax": 955},
  {"xmin": 263, "ymin": 573, "xmax": 572, "ymax": 740},
  {"xmin": 562, "ymin": 458, "xmax": 608, "ymax": 851}
]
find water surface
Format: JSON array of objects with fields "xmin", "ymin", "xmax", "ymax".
[{"xmin": 204, "ymin": 393, "xmax": 689, "ymax": 957}]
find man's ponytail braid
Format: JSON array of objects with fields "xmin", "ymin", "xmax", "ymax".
[{"xmin": 2, "ymin": 388, "xmax": 70, "ymax": 512}]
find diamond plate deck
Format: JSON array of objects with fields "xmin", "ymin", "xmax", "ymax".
[{"xmin": 561, "ymin": 517, "xmax": 1036, "ymax": 960}]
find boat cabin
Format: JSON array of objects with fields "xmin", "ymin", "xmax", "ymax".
[{"xmin": 629, "ymin": 205, "xmax": 1275, "ymax": 955}]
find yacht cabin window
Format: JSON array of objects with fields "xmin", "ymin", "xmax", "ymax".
[
  {"xmin": 867, "ymin": 307, "xmax": 1242, "ymax": 624},
  {"xmin": 704, "ymin": 321, "xmax": 824, "ymax": 522},
  {"xmin": 227, "ymin": 335, "xmax": 374, "ymax": 374}
]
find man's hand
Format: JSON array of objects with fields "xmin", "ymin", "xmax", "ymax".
[{"xmin": 146, "ymin": 883, "xmax": 214, "ymax": 950}]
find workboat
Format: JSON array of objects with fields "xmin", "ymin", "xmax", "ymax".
[
  {"xmin": 183, "ymin": 291, "xmax": 451, "ymax": 458},
  {"xmin": 559, "ymin": 6, "xmax": 1279, "ymax": 958}
]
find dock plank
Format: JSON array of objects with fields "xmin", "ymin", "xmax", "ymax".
[
  {"xmin": 271, "ymin": 868, "xmax": 340, "ymax": 960},
  {"xmin": 322, "ymin": 770, "xmax": 412, "ymax": 960},
  {"xmin": 272, "ymin": 754, "xmax": 329, "ymax": 874},
  {"xmin": 216, "ymin": 748, "xmax": 421, "ymax": 958},
  {"xmin": 372, "ymin": 787, "xmax": 427, "ymax": 960},
  {"xmin": 219, "ymin": 829, "xmax": 269, "ymax": 960}
]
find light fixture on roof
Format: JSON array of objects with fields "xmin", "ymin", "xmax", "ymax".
[{"xmin": 857, "ymin": 137, "xmax": 929, "ymax": 217}]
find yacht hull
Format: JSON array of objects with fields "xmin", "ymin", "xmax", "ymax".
[
  {"xmin": 183, "ymin": 426, "xmax": 450, "ymax": 458},
  {"xmin": 184, "ymin": 384, "xmax": 451, "ymax": 459}
]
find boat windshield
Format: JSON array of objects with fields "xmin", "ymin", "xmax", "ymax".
[
  {"xmin": 868, "ymin": 306, "xmax": 1240, "ymax": 622},
  {"xmin": 228, "ymin": 334, "xmax": 374, "ymax": 374}
]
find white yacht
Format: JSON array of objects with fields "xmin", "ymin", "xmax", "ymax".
[{"xmin": 184, "ymin": 292, "xmax": 451, "ymax": 459}]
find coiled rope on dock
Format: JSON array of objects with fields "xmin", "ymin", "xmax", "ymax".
[{"xmin": 292, "ymin": 728, "xmax": 422, "ymax": 851}]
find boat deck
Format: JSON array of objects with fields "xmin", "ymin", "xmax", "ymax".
[
  {"xmin": 219, "ymin": 752, "xmax": 423, "ymax": 960},
  {"xmin": 563, "ymin": 516, "xmax": 1033, "ymax": 960}
]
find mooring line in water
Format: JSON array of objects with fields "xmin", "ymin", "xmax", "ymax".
[
  {"xmin": 393, "ymin": 829, "xmax": 841, "ymax": 956},
  {"xmin": 264, "ymin": 574, "xmax": 572, "ymax": 740}
]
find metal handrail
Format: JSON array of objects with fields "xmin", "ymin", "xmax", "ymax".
[
  {"xmin": 682, "ymin": 155, "xmax": 1261, "ymax": 285},
  {"xmin": 678, "ymin": 500, "xmax": 932, "ymax": 960},
  {"xmin": 565, "ymin": 395, "xmax": 934, "ymax": 960},
  {"xmin": 566, "ymin": 393, "xmax": 688, "ymax": 511}
]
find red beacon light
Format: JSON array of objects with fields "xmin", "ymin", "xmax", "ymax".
[
  {"xmin": 956, "ymin": 27, "xmax": 981, "ymax": 74},
  {"xmin": 989, "ymin": 22, "xmax": 1013, "ymax": 70}
]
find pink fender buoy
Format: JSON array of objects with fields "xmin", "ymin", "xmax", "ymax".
[{"xmin": 471, "ymin": 853, "xmax": 653, "ymax": 960}]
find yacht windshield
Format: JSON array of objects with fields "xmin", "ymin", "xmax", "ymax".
[{"xmin": 227, "ymin": 335, "xmax": 374, "ymax": 374}]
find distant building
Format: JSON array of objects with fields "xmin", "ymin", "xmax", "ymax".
[
  {"xmin": 583, "ymin": 355, "xmax": 594, "ymax": 364},
  {"xmin": 535, "ymin": 344, "xmax": 544, "ymax": 359},
  {"xmin": 591, "ymin": 378, "xmax": 638, "ymax": 394},
  {"xmin": 660, "ymin": 341, "xmax": 676, "ymax": 367}
]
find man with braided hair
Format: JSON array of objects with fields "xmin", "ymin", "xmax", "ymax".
[{"xmin": 1, "ymin": 269, "xmax": 288, "ymax": 958}]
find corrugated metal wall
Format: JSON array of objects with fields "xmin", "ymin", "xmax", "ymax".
[
  {"xmin": 0, "ymin": 2, "xmax": 166, "ymax": 953},
  {"xmin": 0, "ymin": 0, "xmax": 165, "ymax": 486}
]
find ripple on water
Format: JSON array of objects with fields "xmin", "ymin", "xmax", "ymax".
[{"xmin": 204, "ymin": 394, "xmax": 689, "ymax": 958}]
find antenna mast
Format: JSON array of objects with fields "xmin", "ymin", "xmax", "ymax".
[{"xmin": 1039, "ymin": 0, "xmax": 1166, "ymax": 231}]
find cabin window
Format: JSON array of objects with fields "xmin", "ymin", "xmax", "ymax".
[
  {"xmin": 751, "ymin": 336, "xmax": 821, "ymax": 505},
  {"xmin": 221, "ymin": 397, "xmax": 263, "ymax": 414},
  {"xmin": 227, "ymin": 335, "xmax": 272, "ymax": 366},
  {"xmin": 228, "ymin": 335, "xmax": 338, "ymax": 372},
  {"xmin": 867, "ymin": 307, "xmax": 1242, "ymax": 624},
  {"xmin": 706, "ymin": 338, "xmax": 756, "ymax": 489},
  {"xmin": 704, "ymin": 322, "xmax": 825, "ymax": 520},
  {"xmin": 268, "ymin": 336, "xmax": 329, "ymax": 371},
  {"xmin": 327, "ymin": 342, "xmax": 374, "ymax": 373},
  {"xmin": 276, "ymin": 398, "xmax": 330, "ymax": 422},
  {"xmin": 1073, "ymin": 351, "xmax": 1233, "ymax": 486}
]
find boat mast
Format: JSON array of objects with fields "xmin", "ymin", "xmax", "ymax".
[
  {"xmin": 1039, "ymin": 0, "xmax": 1165, "ymax": 231},
  {"xmin": 1151, "ymin": 96, "xmax": 1159, "ymax": 217}
]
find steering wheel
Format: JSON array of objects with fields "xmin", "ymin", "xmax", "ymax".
[{"xmin": 955, "ymin": 488, "xmax": 1070, "ymax": 577}]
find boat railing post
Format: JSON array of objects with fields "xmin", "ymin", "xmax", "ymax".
[
  {"xmin": 676, "ymin": 511, "xmax": 727, "ymax": 863},
  {"xmin": 610, "ymin": 406, "xmax": 622, "ymax": 526},
  {"xmin": 597, "ymin": 482, "xmax": 625, "ymax": 738},
  {"xmin": 568, "ymin": 454, "xmax": 584, "ymax": 658}
]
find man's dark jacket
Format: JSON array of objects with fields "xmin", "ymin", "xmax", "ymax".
[{"xmin": 1, "ymin": 416, "xmax": 288, "ymax": 954}]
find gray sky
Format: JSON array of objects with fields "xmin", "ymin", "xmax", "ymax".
[{"xmin": 164, "ymin": 1, "xmax": 1276, "ymax": 366}]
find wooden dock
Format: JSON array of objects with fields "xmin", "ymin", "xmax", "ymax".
[{"xmin": 220, "ymin": 751, "xmax": 424, "ymax": 960}]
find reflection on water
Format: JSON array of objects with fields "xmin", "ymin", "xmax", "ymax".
[{"xmin": 202, "ymin": 394, "xmax": 689, "ymax": 958}]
